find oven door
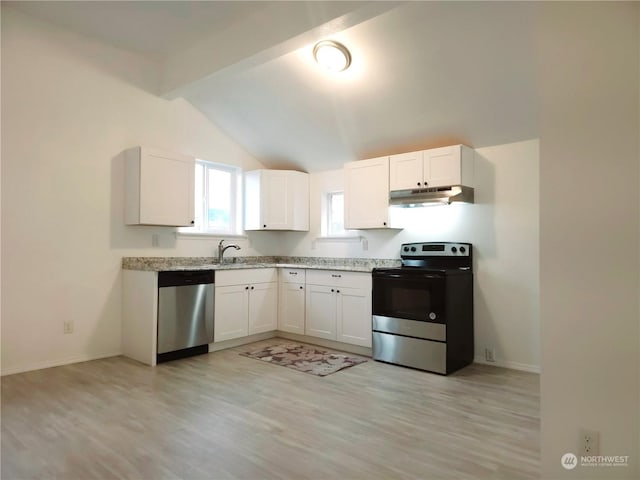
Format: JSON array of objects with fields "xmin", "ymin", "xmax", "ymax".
[{"xmin": 372, "ymin": 269, "xmax": 446, "ymax": 323}]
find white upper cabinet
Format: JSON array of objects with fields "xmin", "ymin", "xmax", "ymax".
[
  {"xmin": 390, "ymin": 145, "xmax": 474, "ymax": 191},
  {"xmin": 344, "ymin": 156, "xmax": 391, "ymax": 229},
  {"xmin": 389, "ymin": 151, "xmax": 424, "ymax": 191},
  {"xmin": 125, "ymin": 146, "xmax": 195, "ymax": 226},
  {"xmin": 424, "ymin": 145, "xmax": 474, "ymax": 188},
  {"xmin": 244, "ymin": 170, "xmax": 309, "ymax": 231}
]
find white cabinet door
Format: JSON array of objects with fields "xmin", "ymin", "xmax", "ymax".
[
  {"xmin": 262, "ymin": 171, "xmax": 290, "ymax": 230},
  {"xmin": 389, "ymin": 151, "xmax": 424, "ymax": 191},
  {"xmin": 305, "ymin": 285, "xmax": 337, "ymax": 340},
  {"xmin": 214, "ymin": 284, "xmax": 249, "ymax": 342},
  {"xmin": 336, "ymin": 287, "xmax": 372, "ymax": 348},
  {"xmin": 423, "ymin": 145, "xmax": 463, "ymax": 188},
  {"xmin": 125, "ymin": 146, "xmax": 195, "ymax": 226},
  {"xmin": 278, "ymin": 282, "xmax": 306, "ymax": 334},
  {"xmin": 248, "ymin": 282, "xmax": 278, "ymax": 334},
  {"xmin": 344, "ymin": 156, "xmax": 390, "ymax": 229},
  {"xmin": 244, "ymin": 170, "xmax": 309, "ymax": 231}
]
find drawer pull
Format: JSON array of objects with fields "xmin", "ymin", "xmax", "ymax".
[{"xmin": 331, "ymin": 274, "xmax": 342, "ymax": 278}]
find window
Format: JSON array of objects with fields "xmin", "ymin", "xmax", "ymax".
[
  {"xmin": 325, "ymin": 191, "xmax": 348, "ymax": 236},
  {"xmin": 188, "ymin": 160, "xmax": 242, "ymax": 235}
]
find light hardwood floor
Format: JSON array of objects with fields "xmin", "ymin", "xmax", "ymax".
[{"xmin": 1, "ymin": 338, "xmax": 539, "ymax": 479}]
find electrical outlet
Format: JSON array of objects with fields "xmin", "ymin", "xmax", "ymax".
[
  {"xmin": 580, "ymin": 429, "xmax": 599, "ymax": 456},
  {"xmin": 63, "ymin": 321, "xmax": 74, "ymax": 334},
  {"xmin": 484, "ymin": 348, "xmax": 495, "ymax": 362}
]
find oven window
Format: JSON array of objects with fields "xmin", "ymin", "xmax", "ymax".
[{"xmin": 373, "ymin": 276, "xmax": 445, "ymax": 323}]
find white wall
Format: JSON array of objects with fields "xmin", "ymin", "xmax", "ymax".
[
  {"xmin": 538, "ymin": 2, "xmax": 639, "ymax": 478},
  {"xmin": 276, "ymin": 139, "xmax": 540, "ymax": 372},
  {"xmin": 0, "ymin": 7, "xmax": 267, "ymax": 375}
]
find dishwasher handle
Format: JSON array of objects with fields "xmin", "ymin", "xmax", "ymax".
[{"xmin": 158, "ymin": 270, "xmax": 215, "ymax": 288}]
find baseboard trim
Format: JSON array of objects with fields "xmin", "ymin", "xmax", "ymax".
[
  {"xmin": 3, "ymin": 344, "xmax": 533, "ymax": 376},
  {"xmin": 474, "ymin": 356, "xmax": 540, "ymax": 373},
  {"xmin": 276, "ymin": 331, "xmax": 373, "ymax": 357},
  {"xmin": 209, "ymin": 331, "xmax": 373, "ymax": 357},
  {"xmin": 208, "ymin": 331, "xmax": 277, "ymax": 352},
  {"xmin": 1, "ymin": 350, "xmax": 122, "ymax": 377}
]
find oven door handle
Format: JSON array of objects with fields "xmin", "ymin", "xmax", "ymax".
[{"xmin": 375, "ymin": 273, "xmax": 443, "ymax": 280}]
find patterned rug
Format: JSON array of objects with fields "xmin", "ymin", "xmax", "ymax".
[{"xmin": 240, "ymin": 343, "xmax": 367, "ymax": 377}]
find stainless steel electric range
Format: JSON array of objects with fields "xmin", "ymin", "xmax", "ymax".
[{"xmin": 371, "ymin": 242, "xmax": 474, "ymax": 375}]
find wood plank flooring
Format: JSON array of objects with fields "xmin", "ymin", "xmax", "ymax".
[{"xmin": 1, "ymin": 338, "xmax": 539, "ymax": 479}]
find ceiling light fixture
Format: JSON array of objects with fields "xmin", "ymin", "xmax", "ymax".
[{"xmin": 313, "ymin": 40, "xmax": 351, "ymax": 72}]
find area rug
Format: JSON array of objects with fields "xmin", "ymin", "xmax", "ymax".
[{"xmin": 240, "ymin": 343, "xmax": 367, "ymax": 377}]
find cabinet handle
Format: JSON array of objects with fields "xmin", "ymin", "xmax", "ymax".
[
  {"xmin": 424, "ymin": 181, "xmax": 428, "ymax": 186},
  {"xmin": 190, "ymin": 220, "xmax": 195, "ymax": 224},
  {"xmin": 245, "ymin": 286, "xmax": 249, "ymax": 290},
  {"xmin": 331, "ymin": 289, "xmax": 334, "ymax": 293},
  {"xmin": 383, "ymin": 222, "xmax": 387, "ymax": 226},
  {"xmin": 337, "ymin": 290, "xmax": 340, "ymax": 293},
  {"xmin": 263, "ymin": 224, "xmax": 267, "ymax": 228},
  {"xmin": 299, "ymin": 286, "xmax": 303, "ymax": 290},
  {"xmin": 331, "ymin": 274, "xmax": 341, "ymax": 278},
  {"xmin": 289, "ymin": 272, "xmax": 297, "ymax": 275},
  {"xmin": 417, "ymin": 182, "xmax": 421, "ymax": 186},
  {"xmin": 251, "ymin": 286, "xmax": 254, "ymax": 290}
]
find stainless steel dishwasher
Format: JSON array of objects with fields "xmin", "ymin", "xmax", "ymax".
[{"xmin": 157, "ymin": 270, "xmax": 214, "ymax": 363}]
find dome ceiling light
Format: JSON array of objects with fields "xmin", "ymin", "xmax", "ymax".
[{"xmin": 313, "ymin": 40, "xmax": 351, "ymax": 72}]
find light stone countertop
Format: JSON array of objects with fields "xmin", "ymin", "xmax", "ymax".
[{"xmin": 122, "ymin": 256, "xmax": 400, "ymax": 273}]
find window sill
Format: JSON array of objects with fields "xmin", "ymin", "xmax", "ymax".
[
  {"xmin": 315, "ymin": 235, "xmax": 363, "ymax": 242},
  {"xmin": 312, "ymin": 235, "xmax": 369, "ymax": 250},
  {"xmin": 175, "ymin": 231, "xmax": 248, "ymax": 240}
]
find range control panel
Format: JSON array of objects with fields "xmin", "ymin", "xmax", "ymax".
[{"xmin": 401, "ymin": 242, "xmax": 471, "ymax": 257}]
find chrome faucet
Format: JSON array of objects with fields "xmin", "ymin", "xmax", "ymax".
[{"xmin": 218, "ymin": 239, "xmax": 241, "ymax": 264}]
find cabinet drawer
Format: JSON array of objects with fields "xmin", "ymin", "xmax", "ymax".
[
  {"xmin": 216, "ymin": 268, "xmax": 277, "ymax": 287},
  {"xmin": 305, "ymin": 269, "xmax": 371, "ymax": 289},
  {"xmin": 279, "ymin": 268, "xmax": 306, "ymax": 284}
]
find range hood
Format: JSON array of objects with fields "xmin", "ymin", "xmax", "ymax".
[{"xmin": 389, "ymin": 185, "xmax": 474, "ymax": 207}]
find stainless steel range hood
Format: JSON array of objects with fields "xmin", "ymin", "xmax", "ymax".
[{"xmin": 389, "ymin": 185, "xmax": 474, "ymax": 207}]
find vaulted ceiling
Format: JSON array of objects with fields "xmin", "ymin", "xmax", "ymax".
[{"xmin": 7, "ymin": 1, "xmax": 539, "ymax": 172}]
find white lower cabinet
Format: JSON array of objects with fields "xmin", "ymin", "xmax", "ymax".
[
  {"xmin": 214, "ymin": 285, "xmax": 249, "ymax": 342},
  {"xmin": 278, "ymin": 269, "xmax": 306, "ymax": 334},
  {"xmin": 304, "ymin": 270, "xmax": 372, "ymax": 347},
  {"xmin": 248, "ymin": 283, "xmax": 278, "ymax": 335},
  {"xmin": 336, "ymin": 286, "xmax": 372, "ymax": 347},
  {"xmin": 214, "ymin": 268, "xmax": 277, "ymax": 343},
  {"xmin": 122, "ymin": 266, "xmax": 371, "ymax": 366},
  {"xmin": 305, "ymin": 285, "xmax": 337, "ymax": 340}
]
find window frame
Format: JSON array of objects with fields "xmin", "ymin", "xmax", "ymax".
[
  {"xmin": 183, "ymin": 159, "xmax": 242, "ymax": 236},
  {"xmin": 324, "ymin": 190, "xmax": 350, "ymax": 237}
]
